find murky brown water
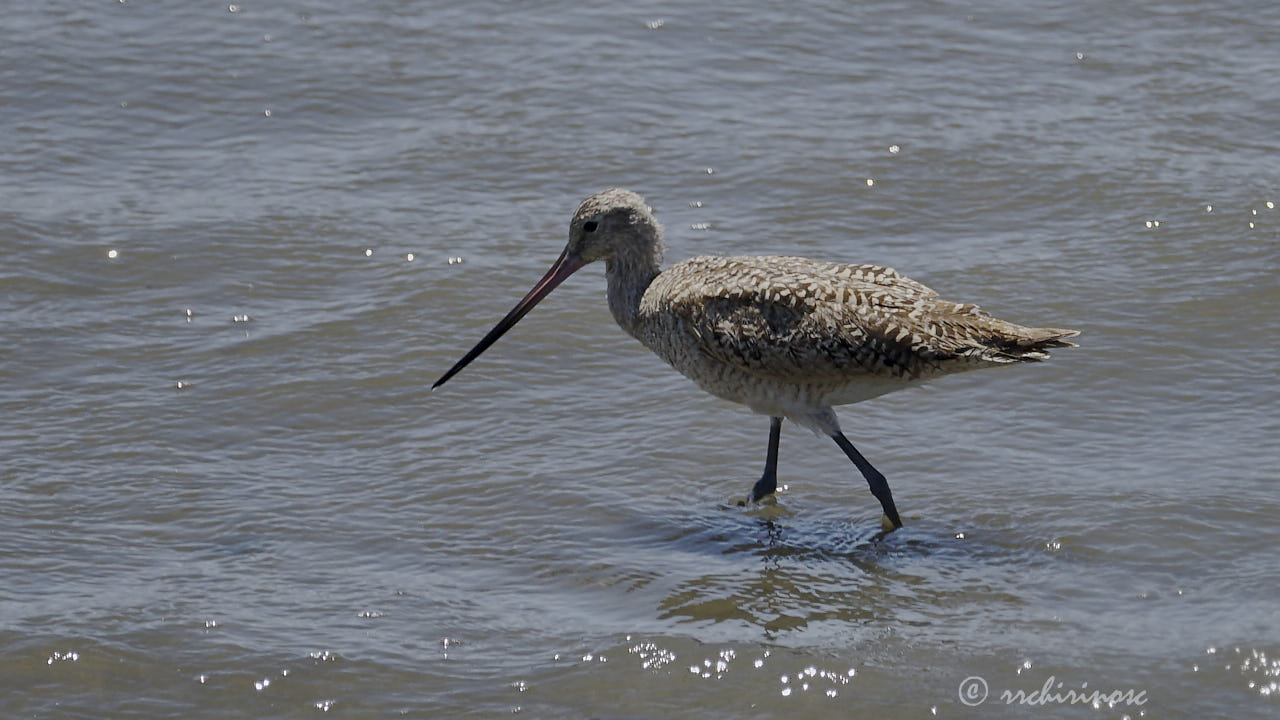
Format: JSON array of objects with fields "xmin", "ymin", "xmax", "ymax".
[{"xmin": 3, "ymin": 1, "xmax": 1278, "ymax": 718}]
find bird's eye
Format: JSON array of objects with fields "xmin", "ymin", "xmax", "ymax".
[{"xmin": 583, "ymin": 220, "xmax": 598, "ymax": 233}]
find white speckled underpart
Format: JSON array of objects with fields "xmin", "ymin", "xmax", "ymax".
[{"xmin": 570, "ymin": 188, "xmax": 1079, "ymax": 435}]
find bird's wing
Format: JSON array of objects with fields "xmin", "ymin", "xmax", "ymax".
[
  {"xmin": 645, "ymin": 256, "xmax": 936, "ymax": 381},
  {"xmin": 644, "ymin": 255, "xmax": 979, "ymax": 383}
]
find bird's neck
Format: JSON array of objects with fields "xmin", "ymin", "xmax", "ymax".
[{"xmin": 605, "ymin": 245, "xmax": 662, "ymax": 336}]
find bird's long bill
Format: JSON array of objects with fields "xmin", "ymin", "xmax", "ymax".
[{"xmin": 432, "ymin": 248, "xmax": 586, "ymax": 389}]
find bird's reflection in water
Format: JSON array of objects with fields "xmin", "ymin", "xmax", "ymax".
[
  {"xmin": 656, "ymin": 508, "xmax": 1036, "ymax": 638},
  {"xmin": 658, "ymin": 514, "xmax": 901, "ymax": 635}
]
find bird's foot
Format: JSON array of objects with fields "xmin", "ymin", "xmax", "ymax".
[
  {"xmin": 879, "ymin": 513, "xmax": 903, "ymax": 533},
  {"xmin": 735, "ymin": 482, "xmax": 786, "ymax": 507},
  {"xmin": 744, "ymin": 475, "xmax": 779, "ymax": 505}
]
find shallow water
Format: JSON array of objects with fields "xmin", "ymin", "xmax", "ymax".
[{"xmin": 2, "ymin": 1, "xmax": 1278, "ymax": 718}]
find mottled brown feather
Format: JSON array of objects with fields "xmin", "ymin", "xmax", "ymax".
[{"xmin": 640, "ymin": 255, "xmax": 1078, "ymax": 386}]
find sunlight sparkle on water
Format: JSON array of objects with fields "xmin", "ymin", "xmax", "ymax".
[
  {"xmin": 770, "ymin": 663, "xmax": 853, "ymax": 698},
  {"xmin": 627, "ymin": 640, "xmax": 676, "ymax": 670},
  {"xmin": 1238, "ymin": 648, "xmax": 1280, "ymax": 697},
  {"xmin": 47, "ymin": 650, "xmax": 79, "ymax": 665}
]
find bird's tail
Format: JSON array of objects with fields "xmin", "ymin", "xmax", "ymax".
[{"xmin": 985, "ymin": 324, "xmax": 1080, "ymax": 363}]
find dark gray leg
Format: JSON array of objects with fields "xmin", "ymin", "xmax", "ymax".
[
  {"xmin": 831, "ymin": 431, "xmax": 903, "ymax": 529},
  {"xmin": 748, "ymin": 416, "xmax": 783, "ymax": 503}
]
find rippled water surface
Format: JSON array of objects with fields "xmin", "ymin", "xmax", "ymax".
[{"xmin": 2, "ymin": 1, "xmax": 1278, "ymax": 718}]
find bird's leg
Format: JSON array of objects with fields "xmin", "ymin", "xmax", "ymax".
[
  {"xmin": 831, "ymin": 432, "xmax": 904, "ymax": 529},
  {"xmin": 749, "ymin": 416, "xmax": 783, "ymax": 503}
]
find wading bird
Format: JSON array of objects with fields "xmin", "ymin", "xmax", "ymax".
[{"xmin": 434, "ymin": 189, "xmax": 1078, "ymax": 529}]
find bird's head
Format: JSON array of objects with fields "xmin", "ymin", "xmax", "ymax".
[
  {"xmin": 565, "ymin": 188, "xmax": 663, "ymax": 266},
  {"xmin": 432, "ymin": 188, "xmax": 661, "ymax": 389}
]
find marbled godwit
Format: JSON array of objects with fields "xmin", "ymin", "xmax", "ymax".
[{"xmin": 434, "ymin": 189, "xmax": 1078, "ymax": 529}]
